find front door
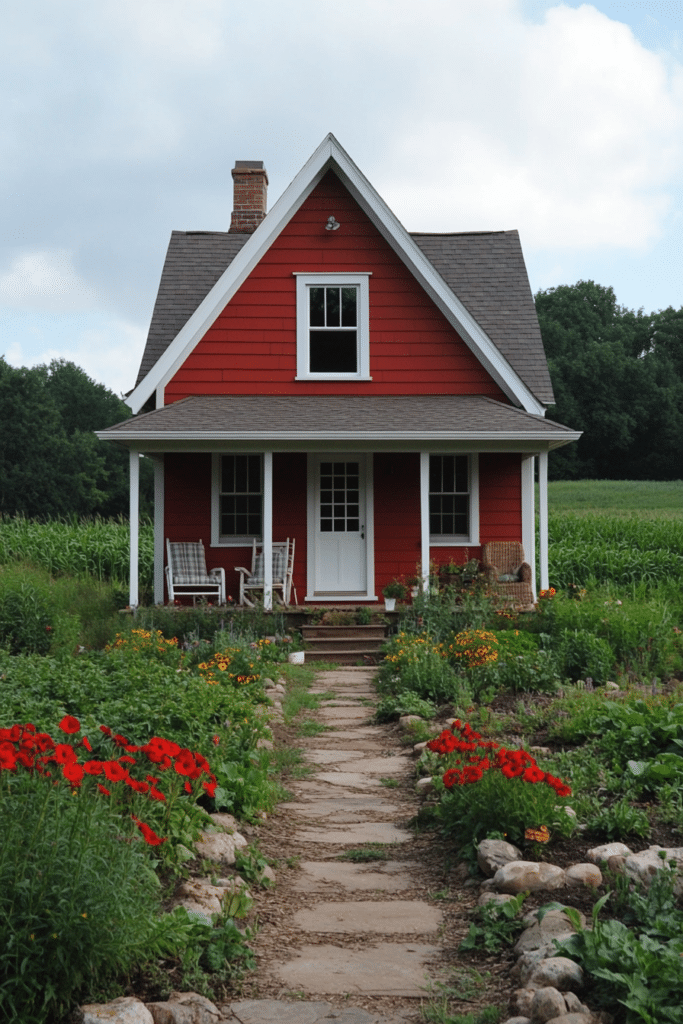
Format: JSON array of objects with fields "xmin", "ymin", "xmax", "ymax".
[{"xmin": 312, "ymin": 455, "xmax": 368, "ymax": 596}]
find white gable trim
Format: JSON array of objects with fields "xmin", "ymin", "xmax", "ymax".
[{"xmin": 127, "ymin": 134, "xmax": 544, "ymax": 416}]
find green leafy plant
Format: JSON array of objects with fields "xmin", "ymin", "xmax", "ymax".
[
  {"xmin": 459, "ymin": 891, "xmax": 528, "ymax": 952},
  {"xmin": 374, "ymin": 691, "xmax": 436, "ymax": 723},
  {"xmin": 585, "ymin": 798, "xmax": 651, "ymax": 841},
  {"xmin": 337, "ymin": 845, "xmax": 390, "ymax": 862},
  {"xmin": 428, "ymin": 719, "xmax": 574, "ymax": 848}
]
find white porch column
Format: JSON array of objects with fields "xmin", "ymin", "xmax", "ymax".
[
  {"xmin": 153, "ymin": 457, "xmax": 165, "ymax": 605},
  {"xmin": 419, "ymin": 452, "xmax": 430, "ymax": 589},
  {"xmin": 538, "ymin": 450, "xmax": 549, "ymax": 591},
  {"xmin": 263, "ymin": 451, "xmax": 273, "ymax": 611},
  {"xmin": 129, "ymin": 450, "xmax": 140, "ymax": 609},
  {"xmin": 521, "ymin": 455, "xmax": 536, "ymax": 601}
]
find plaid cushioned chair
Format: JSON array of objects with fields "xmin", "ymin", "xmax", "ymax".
[
  {"xmin": 235, "ymin": 538, "xmax": 296, "ymax": 607},
  {"xmin": 165, "ymin": 540, "xmax": 226, "ymax": 605},
  {"xmin": 482, "ymin": 542, "xmax": 534, "ymax": 611}
]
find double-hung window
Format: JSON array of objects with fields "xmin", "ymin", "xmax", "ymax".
[
  {"xmin": 211, "ymin": 454, "xmax": 262, "ymax": 545},
  {"xmin": 429, "ymin": 454, "xmax": 479, "ymax": 544},
  {"xmin": 295, "ymin": 273, "xmax": 370, "ymax": 379}
]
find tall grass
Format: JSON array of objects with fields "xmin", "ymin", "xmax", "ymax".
[
  {"xmin": 547, "ymin": 513, "xmax": 683, "ymax": 588},
  {"xmin": 0, "ymin": 515, "xmax": 153, "ymax": 590}
]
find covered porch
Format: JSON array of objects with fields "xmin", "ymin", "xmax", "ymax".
[{"xmin": 96, "ymin": 394, "xmax": 580, "ymax": 609}]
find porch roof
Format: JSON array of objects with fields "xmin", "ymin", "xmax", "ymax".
[{"xmin": 98, "ymin": 394, "xmax": 580, "ymax": 451}]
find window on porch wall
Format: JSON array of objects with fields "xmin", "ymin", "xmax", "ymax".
[
  {"xmin": 216, "ymin": 454, "xmax": 263, "ymax": 542},
  {"xmin": 429, "ymin": 455, "xmax": 470, "ymax": 541}
]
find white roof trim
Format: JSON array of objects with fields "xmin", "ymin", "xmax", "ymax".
[
  {"xmin": 98, "ymin": 428, "xmax": 580, "ymax": 445},
  {"xmin": 127, "ymin": 134, "xmax": 544, "ymax": 416}
]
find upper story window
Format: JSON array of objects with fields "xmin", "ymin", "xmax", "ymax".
[{"xmin": 295, "ymin": 273, "xmax": 371, "ymax": 380}]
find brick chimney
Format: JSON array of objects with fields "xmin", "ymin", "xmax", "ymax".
[{"xmin": 229, "ymin": 160, "xmax": 268, "ymax": 233}]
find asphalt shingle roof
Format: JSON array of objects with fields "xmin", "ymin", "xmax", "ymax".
[
  {"xmin": 101, "ymin": 394, "xmax": 574, "ymax": 443},
  {"xmin": 135, "ymin": 224, "xmax": 554, "ymax": 406}
]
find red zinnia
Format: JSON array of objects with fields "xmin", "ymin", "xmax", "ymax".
[
  {"xmin": 62, "ymin": 763, "xmax": 84, "ymax": 786},
  {"xmin": 522, "ymin": 765, "xmax": 546, "ymax": 784},
  {"xmin": 131, "ymin": 815, "xmax": 167, "ymax": 846},
  {"xmin": 0, "ymin": 747, "xmax": 17, "ymax": 770},
  {"xmin": 97, "ymin": 783, "xmax": 111, "ymax": 796},
  {"xmin": 149, "ymin": 786, "xmax": 166, "ymax": 802},
  {"xmin": 52, "ymin": 744, "xmax": 78, "ymax": 765},
  {"xmin": 102, "ymin": 761, "xmax": 129, "ymax": 782},
  {"xmin": 58, "ymin": 715, "xmax": 80, "ymax": 735},
  {"xmin": 83, "ymin": 760, "xmax": 104, "ymax": 775}
]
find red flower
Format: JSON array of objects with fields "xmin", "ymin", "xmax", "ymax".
[
  {"xmin": 81, "ymin": 736, "xmax": 92, "ymax": 752},
  {"xmin": 203, "ymin": 780, "xmax": 217, "ymax": 798},
  {"xmin": 99, "ymin": 725, "xmax": 112, "ymax": 736},
  {"xmin": 52, "ymin": 744, "xmax": 78, "ymax": 765},
  {"xmin": 443, "ymin": 768, "xmax": 461, "ymax": 789},
  {"xmin": 149, "ymin": 786, "xmax": 166, "ymax": 802},
  {"xmin": 102, "ymin": 761, "xmax": 129, "ymax": 782},
  {"xmin": 212, "ymin": 735, "xmax": 220, "ymax": 746},
  {"xmin": 113, "ymin": 733, "xmax": 131, "ymax": 748},
  {"xmin": 0, "ymin": 746, "xmax": 17, "ymax": 770},
  {"xmin": 184, "ymin": 781, "xmax": 193, "ymax": 794},
  {"xmin": 58, "ymin": 715, "xmax": 80, "ymax": 735},
  {"xmin": 62, "ymin": 763, "xmax": 84, "ymax": 786},
  {"xmin": 127, "ymin": 779, "xmax": 149, "ymax": 794},
  {"xmin": 118, "ymin": 755, "xmax": 136, "ymax": 765},
  {"xmin": 131, "ymin": 815, "xmax": 167, "ymax": 846},
  {"xmin": 523, "ymin": 765, "xmax": 546, "ymax": 784},
  {"xmin": 97, "ymin": 783, "xmax": 111, "ymax": 796}
]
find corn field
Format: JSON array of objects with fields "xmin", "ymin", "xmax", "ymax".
[
  {"xmin": 547, "ymin": 512, "xmax": 683, "ymax": 587},
  {"xmin": 0, "ymin": 516, "xmax": 154, "ymax": 590}
]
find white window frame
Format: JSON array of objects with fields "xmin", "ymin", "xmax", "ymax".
[
  {"xmin": 428, "ymin": 453, "xmax": 479, "ymax": 546},
  {"xmin": 210, "ymin": 453, "xmax": 263, "ymax": 547},
  {"xmin": 295, "ymin": 273, "xmax": 371, "ymax": 380}
]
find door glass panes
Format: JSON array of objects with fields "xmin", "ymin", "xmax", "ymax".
[
  {"xmin": 319, "ymin": 461, "xmax": 360, "ymax": 533},
  {"xmin": 429, "ymin": 455, "xmax": 469, "ymax": 535},
  {"xmin": 309, "ymin": 286, "xmax": 358, "ymax": 373},
  {"xmin": 220, "ymin": 455, "xmax": 262, "ymax": 537}
]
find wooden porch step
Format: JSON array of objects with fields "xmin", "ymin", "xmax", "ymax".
[{"xmin": 301, "ymin": 623, "xmax": 389, "ymax": 665}]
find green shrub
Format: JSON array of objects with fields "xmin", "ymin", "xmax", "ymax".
[
  {"xmin": 374, "ymin": 691, "xmax": 436, "ymax": 723},
  {"xmin": 558, "ymin": 628, "xmax": 615, "ymax": 683},
  {"xmin": 0, "ymin": 565, "xmax": 52, "ymax": 654},
  {"xmin": 491, "ymin": 649, "xmax": 561, "ymax": 694},
  {"xmin": 0, "ymin": 773, "xmax": 161, "ymax": 1023},
  {"xmin": 377, "ymin": 631, "xmax": 465, "ymax": 703}
]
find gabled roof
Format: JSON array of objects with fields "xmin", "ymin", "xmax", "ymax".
[{"xmin": 128, "ymin": 134, "xmax": 552, "ymax": 415}]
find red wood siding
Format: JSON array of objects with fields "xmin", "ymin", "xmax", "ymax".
[
  {"xmin": 163, "ymin": 452, "xmax": 307, "ymax": 603},
  {"xmin": 163, "ymin": 451, "xmax": 522, "ymax": 604},
  {"xmin": 166, "ymin": 171, "xmax": 506, "ymax": 402}
]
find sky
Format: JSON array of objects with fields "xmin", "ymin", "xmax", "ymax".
[{"xmin": 2, "ymin": 0, "xmax": 683, "ymax": 398}]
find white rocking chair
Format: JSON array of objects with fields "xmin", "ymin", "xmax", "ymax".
[
  {"xmin": 235, "ymin": 538, "xmax": 296, "ymax": 607},
  {"xmin": 165, "ymin": 539, "xmax": 226, "ymax": 605}
]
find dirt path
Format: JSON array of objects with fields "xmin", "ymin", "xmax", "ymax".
[{"xmin": 222, "ymin": 668, "xmax": 512, "ymax": 1024}]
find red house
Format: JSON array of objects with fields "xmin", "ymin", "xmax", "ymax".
[{"xmin": 98, "ymin": 135, "xmax": 579, "ymax": 608}]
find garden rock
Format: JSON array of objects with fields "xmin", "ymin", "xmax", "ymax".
[
  {"xmin": 513, "ymin": 910, "xmax": 584, "ymax": 957},
  {"xmin": 477, "ymin": 838, "xmax": 522, "ymax": 877},
  {"xmin": 398, "ymin": 715, "xmax": 423, "ymax": 732},
  {"xmin": 563, "ymin": 992, "xmax": 592, "ymax": 1014},
  {"xmin": 415, "ymin": 776, "xmax": 434, "ymax": 796},
  {"xmin": 195, "ymin": 819, "xmax": 247, "ymax": 866},
  {"xmin": 175, "ymin": 879, "xmax": 225, "ymax": 915},
  {"xmin": 565, "ymin": 863, "xmax": 602, "ymax": 888},
  {"xmin": 622, "ymin": 845, "xmax": 683, "ymax": 894},
  {"xmin": 493, "ymin": 861, "xmax": 566, "ymax": 894},
  {"xmin": 530, "ymin": 986, "xmax": 566, "ymax": 1022},
  {"xmin": 523, "ymin": 957, "xmax": 584, "ymax": 991},
  {"xmin": 510, "ymin": 988, "xmax": 535, "ymax": 1016},
  {"xmin": 502, "ymin": 1018, "xmax": 533, "ymax": 1024},
  {"xmin": 543, "ymin": 1015, "xmax": 595, "ymax": 1024},
  {"xmin": 413, "ymin": 741, "xmax": 428, "ymax": 756},
  {"xmin": 79, "ymin": 996, "xmax": 154, "ymax": 1023},
  {"xmin": 477, "ymin": 891, "xmax": 518, "ymax": 910},
  {"xmin": 586, "ymin": 842, "xmax": 632, "ymax": 864},
  {"xmin": 146, "ymin": 992, "xmax": 221, "ymax": 1024}
]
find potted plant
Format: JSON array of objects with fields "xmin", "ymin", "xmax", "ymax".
[{"xmin": 382, "ymin": 578, "xmax": 408, "ymax": 611}]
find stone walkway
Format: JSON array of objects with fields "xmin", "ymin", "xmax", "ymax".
[{"xmin": 226, "ymin": 668, "xmax": 448, "ymax": 1024}]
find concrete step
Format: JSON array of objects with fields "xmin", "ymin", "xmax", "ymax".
[
  {"xmin": 302, "ymin": 624, "xmax": 387, "ymax": 640},
  {"xmin": 305, "ymin": 647, "xmax": 382, "ymax": 665}
]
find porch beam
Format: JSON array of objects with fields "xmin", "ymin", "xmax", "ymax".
[
  {"xmin": 153, "ymin": 456, "xmax": 164, "ymax": 605},
  {"xmin": 521, "ymin": 455, "xmax": 536, "ymax": 601},
  {"xmin": 129, "ymin": 450, "xmax": 140, "ymax": 609},
  {"xmin": 263, "ymin": 451, "xmax": 273, "ymax": 611},
  {"xmin": 419, "ymin": 452, "xmax": 430, "ymax": 588},
  {"xmin": 538, "ymin": 450, "xmax": 549, "ymax": 591}
]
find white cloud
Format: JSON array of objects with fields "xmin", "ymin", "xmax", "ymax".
[
  {"xmin": 378, "ymin": 2, "xmax": 683, "ymax": 249},
  {"xmin": 3, "ymin": 315, "xmax": 146, "ymax": 397},
  {"xmin": 0, "ymin": 250, "xmax": 98, "ymax": 312}
]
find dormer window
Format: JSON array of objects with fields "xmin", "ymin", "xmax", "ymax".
[{"xmin": 295, "ymin": 273, "xmax": 371, "ymax": 380}]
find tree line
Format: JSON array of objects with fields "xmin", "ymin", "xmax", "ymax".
[
  {"xmin": 0, "ymin": 357, "xmax": 152, "ymax": 518},
  {"xmin": 536, "ymin": 281, "xmax": 683, "ymax": 480}
]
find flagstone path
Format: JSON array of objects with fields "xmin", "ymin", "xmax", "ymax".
[{"xmin": 222, "ymin": 668, "xmax": 492, "ymax": 1024}]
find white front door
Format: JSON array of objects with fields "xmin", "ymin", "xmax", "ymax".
[{"xmin": 311, "ymin": 455, "xmax": 368, "ymax": 596}]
